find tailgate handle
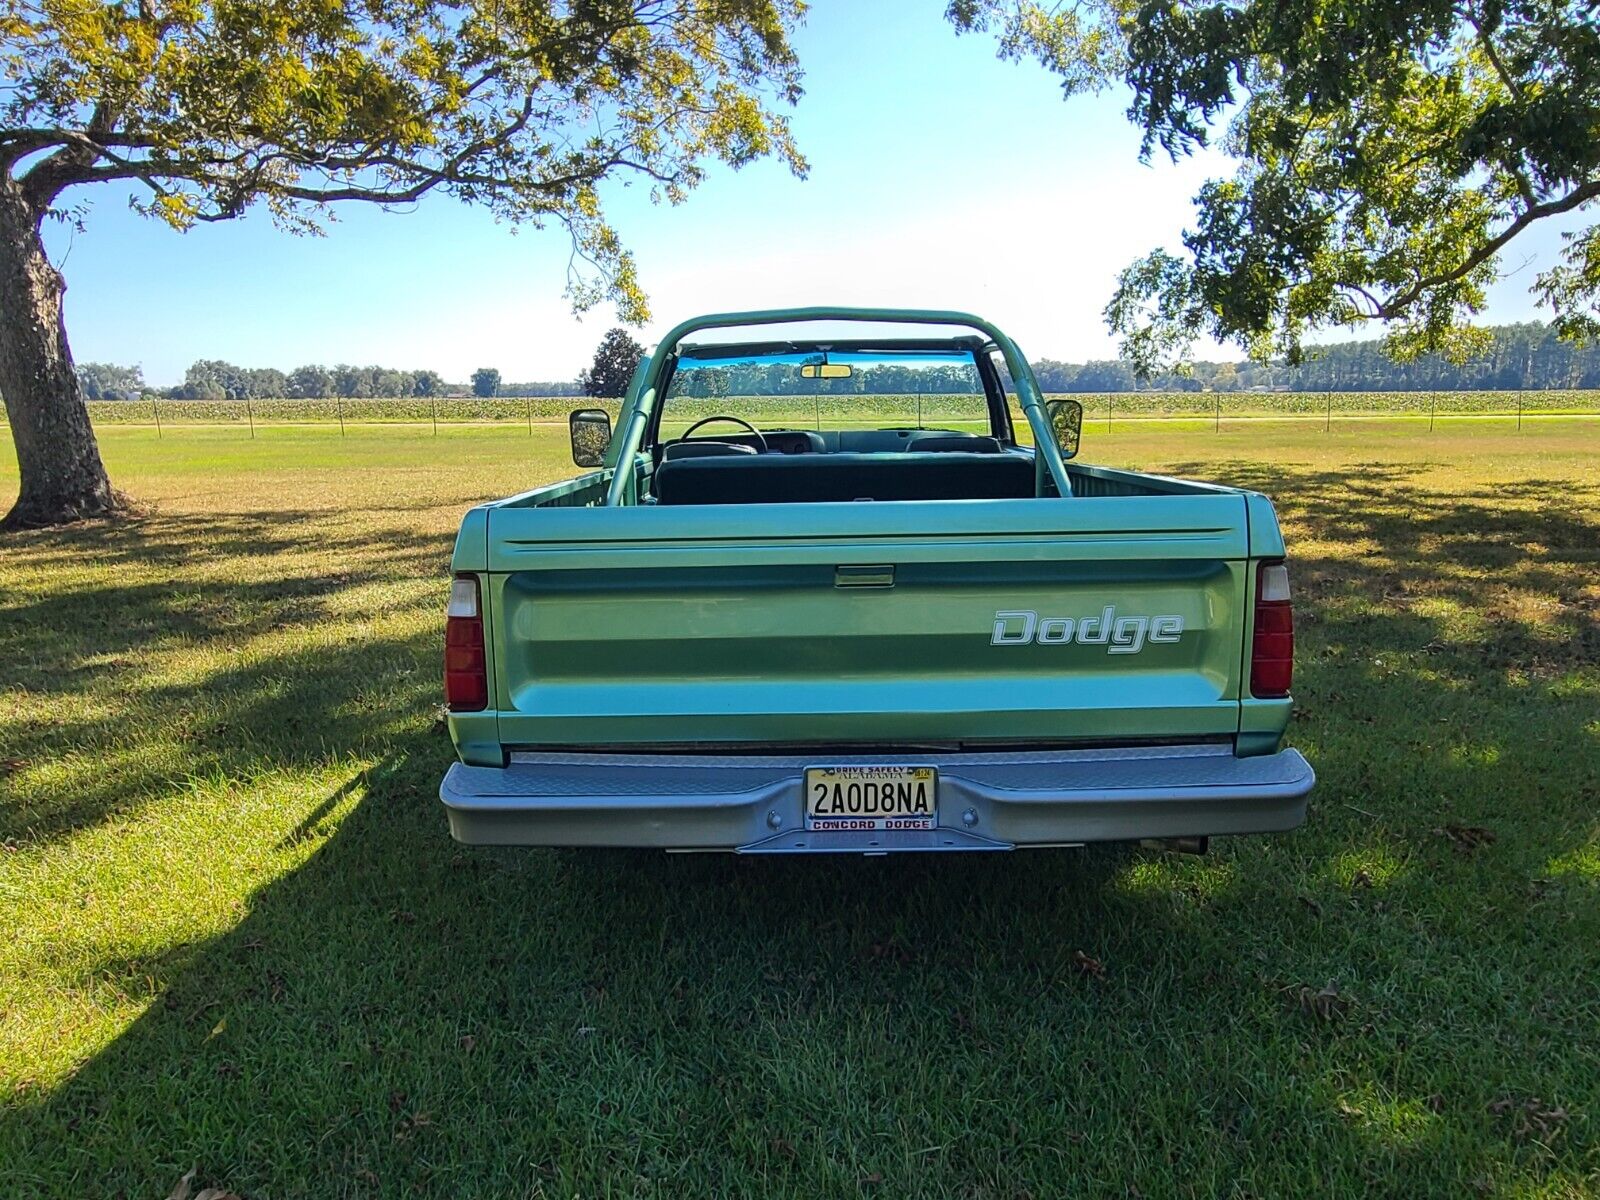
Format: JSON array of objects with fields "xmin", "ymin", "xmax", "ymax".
[{"xmin": 835, "ymin": 564, "xmax": 895, "ymax": 589}]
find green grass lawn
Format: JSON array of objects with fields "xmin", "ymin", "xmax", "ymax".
[{"xmin": 1, "ymin": 420, "xmax": 1597, "ymax": 1198}]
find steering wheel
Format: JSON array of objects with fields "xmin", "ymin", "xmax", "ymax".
[{"xmin": 678, "ymin": 414, "xmax": 769, "ymax": 453}]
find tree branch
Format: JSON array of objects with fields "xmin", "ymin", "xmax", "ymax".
[
  {"xmin": 0, "ymin": 127, "xmax": 159, "ymax": 177},
  {"xmin": 1337, "ymin": 283, "xmax": 1386, "ymax": 320},
  {"xmin": 1460, "ymin": 6, "xmax": 1539, "ymax": 209},
  {"xmin": 264, "ymin": 156, "xmax": 627, "ymax": 212},
  {"xmin": 1464, "ymin": 7, "xmax": 1524, "ymax": 103},
  {"xmin": 1378, "ymin": 178, "xmax": 1600, "ymax": 316}
]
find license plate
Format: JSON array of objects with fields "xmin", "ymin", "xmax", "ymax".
[{"xmin": 804, "ymin": 766, "xmax": 937, "ymax": 831}]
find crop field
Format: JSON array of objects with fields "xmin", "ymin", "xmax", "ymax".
[
  {"xmin": 1, "ymin": 419, "xmax": 1598, "ymax": 1197},
  {"xmin": 83, "ymin": 387, "xmax": 1600, "ymax": 431}
]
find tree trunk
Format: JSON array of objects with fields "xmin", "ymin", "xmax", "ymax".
[{"xmin": 0, "ymin": 178, "xmax": 121, "ymax": 530}]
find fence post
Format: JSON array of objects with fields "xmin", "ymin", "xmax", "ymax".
[
  {"xmin": 1517, "ymin": 391, "xmax": 1523, "ymax": 431},
  {"xmin": 336, "ymin": 395, "xmax": 346, "ymax": 437},
  {"xmin": 1325, "ymin": 390, "xmax": 1332, "ymax": 432},
  {"xmin": 1429, "ymin": 392, "xmax": 1436, "ymax": 432},
  {"xmin": 525, "ymin": 397, "xmax": 533, "ymax": 436},
  {"xmin": 246, "ymin": 396, "xmax": 255, "ymax": 439},
  {"xmin": 1107, "ymin": 393, "xmax": 1112, "ymax": 432},
  {"xmin": 151, "ymin": 396, "xmax": 162, "ymax": 438},
  {"xmin": 1214, "ymin": 391, "xmax": 1220, "ymax": 432},
  {"xmin": 431, "ymin": 396, "xmax": 438, "ymax": 437}
]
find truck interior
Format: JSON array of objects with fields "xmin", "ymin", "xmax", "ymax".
[{"xmin": 643, "ymin": 337, "xmax": 1046, "ymax": 505}]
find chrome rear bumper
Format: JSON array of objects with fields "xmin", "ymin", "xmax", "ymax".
[{"xmin": 439, "ymin": 744, "xmax": 1314, "ymax": 853}]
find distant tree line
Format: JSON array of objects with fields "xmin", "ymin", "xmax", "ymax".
[
  {"xmin": 78, "ymin": 360, "xmax": 586, "ymax": 401},
  {"xmin": 1033, "ymin": 323, "xmax": 1600, "ymax": 392},
  {"xmin": 496, "ymin": 379, "xmax": 584, "ymax": 397},
  {"xmin": 76, "ymin": 321, "xmax": 1600, "ymax": 402}
]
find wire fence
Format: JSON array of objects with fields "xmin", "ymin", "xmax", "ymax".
[{"xmin": 81, "ymin": 389, "xmax": 1600, "ymax": 437}]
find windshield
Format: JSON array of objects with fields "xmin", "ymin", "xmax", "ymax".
[{"xmin": 660, "ymin": 350, "xmax": 991, "ymax": 435}]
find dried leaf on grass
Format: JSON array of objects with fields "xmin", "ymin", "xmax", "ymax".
[
  {"xmin": 1071, "ymin": 950, "xmax": 1106, "ymax": 978},
  {"xmin": 1488, "ymin": 1096, "xmax": 1569, "ymax": 1141},
  {"xmin": 1285, "ymin": 981, "xmax": 1353, "ymax": 1023},
  {"xmin": 167, "ymin": 1168, "xmax": 243, "ymax": 1200},
  {"xmin": 1437, "ymin": 824, "xmax": 1496, "ymax": 852}
]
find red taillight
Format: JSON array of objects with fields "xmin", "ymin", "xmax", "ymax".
[
  {"xmin": 444, "ymin": 575, "xmax": 487, "ymax": 711},
  {"xmin": 1250, "ymin": 561, "xmax": 1294, "ymax": 698}
]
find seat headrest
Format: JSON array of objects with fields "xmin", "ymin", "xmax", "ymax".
[{"xmin": 662, "ymin": 440, "xmax": 759, "ymax": 461}]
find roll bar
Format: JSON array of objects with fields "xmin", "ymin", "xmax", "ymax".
[{"xmin": 602, "ymin": 307, "xmax": 1071, "ymax": 506}]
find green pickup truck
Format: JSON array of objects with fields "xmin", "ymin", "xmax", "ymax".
[{"xmin": 439, "ymin": 307, "xmax": 1313, "ymax": 854}]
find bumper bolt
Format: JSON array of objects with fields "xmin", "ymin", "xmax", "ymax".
[
  {"xmin": 767, "ymin": 810, "xmax": 783, "ymax": 830},
  {"xmin": 961, "ymin": 808, "xmax": 979, "ymax": 828}
]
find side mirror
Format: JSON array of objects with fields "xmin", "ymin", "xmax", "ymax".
[
  {"xmin": 569, "ymin": 408, "xmax": 612, "ymax": 467},
  {"xmin": 1045, "ymin": 398, "xmax": 1082, "ymax": 460}
]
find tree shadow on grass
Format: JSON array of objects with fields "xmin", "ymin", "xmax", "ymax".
[
  {"xmin": 2, "ymin": 465, "xmax": 1598, "ymax": 1197},
  {"xmin": 0, "ymin": 509, "xmax": 451, "ymax": 846}
]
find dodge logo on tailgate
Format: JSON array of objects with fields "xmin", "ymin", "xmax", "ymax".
[{"xmin": 991, "ymin": 607, "xmax": 1184, "ymax": 654}]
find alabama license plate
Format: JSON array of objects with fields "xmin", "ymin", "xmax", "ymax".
[{"xmin": 804, "ymin": 766, "xmax": 937, "ymax": 831}]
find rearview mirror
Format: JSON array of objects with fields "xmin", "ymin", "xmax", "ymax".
[
  {"xmin": 1045, "ymin": 398, "xmax": 1082, "ymax": 459},
  {"xmin": 569, "ymin": 408, "xmax": 612, "ymax": 467},
  {"xmin": 800, "ymin": 363, "xmax": 853, "ymax": 379}
]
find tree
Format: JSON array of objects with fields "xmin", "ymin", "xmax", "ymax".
[
  {"xmin": 580, "ymin": 328, "xmax": 648, "ymax": 399},
  {"xmin": 0, "ymin": 2, "xmax": 805, "ymax": 529},
  {"xmin": 471, "ymin": 368, "xmax": 502, "ymax": 399},
  {"xmin": 332, "ymin": 365, "xmax": 372, "ymax": 400},
  {"xmin": 288, "ymin": 365, "xmax": 331, "ymax": 399},
  {"xmin": 950, "ymin": 1, "xmax": 1600, "ymax": 373},
  {"xmin": 76, "ymin": 362, "xmax": 144, "ymax": 400},
  {"xmin": 1208, "ymin": 363, "xmax": 1240, "ymax": 394},
  {"xmin": 411, "ymin": 371, "xmax": 445, "ymax": 398},
  {"xmin": 181, "ymin": 359, "xmax": 245, "ymax": 399},
  {"xmin": 372, "ymin": 368, "xmax": 409, "ymax": 398},
  {"xmin": 245, "ymin": 367, "xmax": 287, "ymax": 399}
]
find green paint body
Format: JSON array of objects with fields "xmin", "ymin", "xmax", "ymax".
[{"xmin": 447, "ymin": 308, "xmax": 1294, "ymax": 767}]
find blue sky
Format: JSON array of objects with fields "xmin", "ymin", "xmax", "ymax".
[{"xmin": 44, "ymin": 0, "xmax": 1580, "ymax": 386}]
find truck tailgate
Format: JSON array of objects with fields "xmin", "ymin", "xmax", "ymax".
[{"xmin": 482, "ymin": 495, "xmax": 1249, "ymax": 747}]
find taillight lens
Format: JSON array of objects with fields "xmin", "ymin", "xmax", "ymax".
[
  {"xmin": 444, "ymin": 575, "xmax": 487, "ymax": 711},
  {"xmin": 1250, "ymin": 561, "xmax": 1294, "ymax": 698}
]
